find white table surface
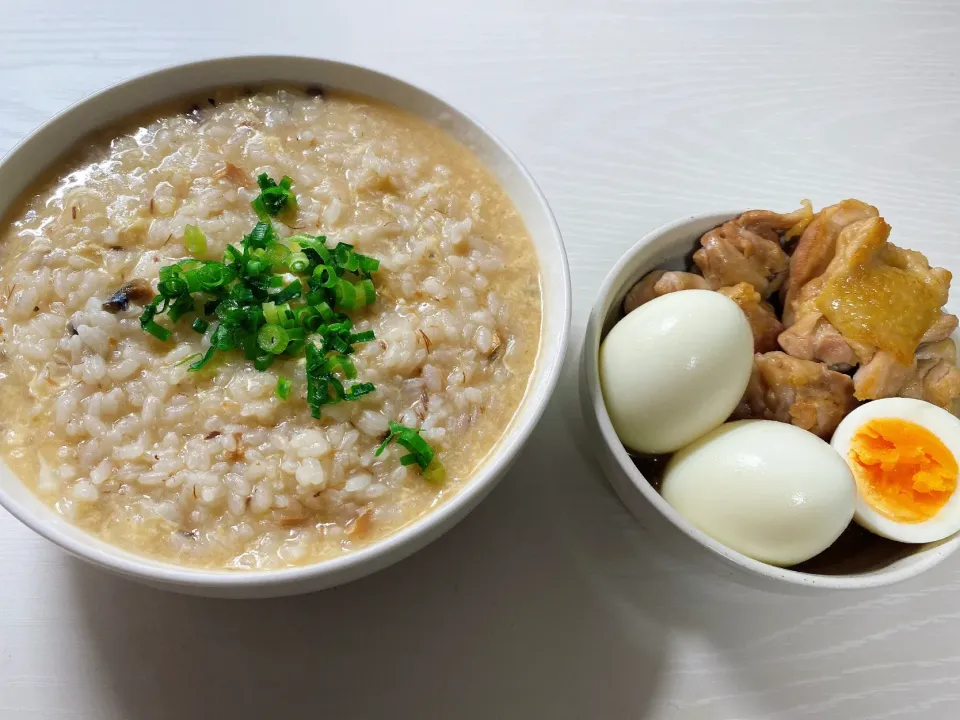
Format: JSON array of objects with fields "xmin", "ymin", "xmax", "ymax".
[{"xmin": 3, "ymin": 1, "xmax": 960, "ymax": 718}]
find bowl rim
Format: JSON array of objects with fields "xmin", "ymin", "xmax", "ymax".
[
  {"xmin": 0, "ymin": 55, "xmax": 572, "ymax": 590},
  {"xmin": 581, "ymin": 210, "xmax": 960, "ymax": 590}
]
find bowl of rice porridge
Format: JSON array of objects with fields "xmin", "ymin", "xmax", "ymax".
[{"xmin": 0, "ymin": 57, "xmax": 570, "ymax": 598}]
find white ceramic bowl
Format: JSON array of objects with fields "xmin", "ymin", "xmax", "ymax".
[
  {"xmin": 580, "ymin": 211, "xmax": 960, "ymax": 593},
  {"xmin": 0, "ymin": 56, "xmax": 571, "ymax": 598}
]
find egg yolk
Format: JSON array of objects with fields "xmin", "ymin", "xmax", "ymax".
[{"xmin": 848, "ymin": 418, "xmax": 957, "ymax": 523}]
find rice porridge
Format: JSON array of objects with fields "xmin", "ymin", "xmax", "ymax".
[{"xmin": 0, "ymin": 87, "xmax": 541, "ymax": 569}]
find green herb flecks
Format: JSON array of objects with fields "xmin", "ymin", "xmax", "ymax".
[
  {"xmin": 251, "ymin": 173, "xmax": 296, "ymax": 221},
  {"xmin": 375, "ymin": 421, "xmax": 445, "ymax": 483},
  {"xmin": 139, "ymin": 174, "xmax": 380, "ymax": 417}
]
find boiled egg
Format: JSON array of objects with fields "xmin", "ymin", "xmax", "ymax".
[
  {"xmin": 599, "ymin": 289, "xmax": 754, "ymax": 454},
  {"xmin": 662, "ymin": 420, "xmax": 855, "ymax": 566},
  {"xmin": 831, "ymin": 397, "xmax": 960, "ymax": 543}
]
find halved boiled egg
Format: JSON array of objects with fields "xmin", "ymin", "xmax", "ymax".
[{"xmin": 831, "ymin": 397, "xmax": 960, "ymax": 543}]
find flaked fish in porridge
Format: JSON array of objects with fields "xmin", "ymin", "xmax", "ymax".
[{"xmin": 0, "ymin": 87, "xmax": 541, "ymax": 569}]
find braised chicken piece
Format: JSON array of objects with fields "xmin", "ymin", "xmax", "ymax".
[
  {"xmin": 641, "ymin": 199, "xmax": 960, "ymax": 429},
  {"xmin": 733, "ymin": 351, "xmax": 856, "ymax": 438},
  {"xmin": 781, "ymin": 199, "xmax": 879, "ymax": 325},
  {"xmin": 812, "ymin": 217, "xmax": 951, "ymax": 365},
  {"xmin": 692, "ymin": 204, "xmax": 813, "ymax": 297},
  {"xmin": 716, "ymin": 282, "xmax": 783, "ymax": 353},
  {"xmin": 622, "ymin": 269, "xmax": 708, "ymax": 314},
  {"xmin": 851, "ymin": 338, "xmax": 960, "ymax": 409},
  {"xmin": 900, "ymin": 339, "xmax": 960, "ymax": 409},
  {"xmin": 777, "ymin": 313, "xmax": 860, "ymax": 370},
  {"xmin": 782, "ymin": 216, "xmax": 951, "ymax": 370},
  {"xmin": 852, "ymin": 350, "xmax": 916, "ymax": 401},
  {"xmin": 921, "ymin": 312, "xmax": 959, "ymax": 344}
]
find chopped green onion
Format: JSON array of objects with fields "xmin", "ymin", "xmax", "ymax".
[
  {"xmin": 174, "ymin": 352, "xmax": 202, "ymax": 367},
  {"xmin": 211, "ymin": 323, "xmax": 238, "ymax": 350},
  {"xmin": 263, "ymin": 244, "xmax": 291, "ymax": 267},
  {"xmin": 251, "ymin": 173, "xmax": 296, "ymax": 219},
  {"xmin": 334, "ymin": 279, "xmax": 358, "ymax": 309},
  {"xmin": 246, "ymin": 222, "xmax": 274, "ymax": 249},
  {"xmin": 184, "ymin": 224, "xmax": 207, "ymax": 256},
  {"xmin": 359, "ymin": 279, "xmax": 376, "ymax": 306},
  {"xmin": 254, "ymin": 354, "xmax": 275, "ymax": 371},
  {"xmin": 348, "ymin": 330, "xmax": 375, "ymax": 344},
  {"xmin": 189, "ymin": 346, "xmax": 217, "ymax": 371},
  {"xmin": 422, "ymin": 460, "xmax": 446, "ymax": 484},
  {"xmin": 251, "ymin": 197, "xmax": 270, "ymax": 222},
  {"xmin": 216, "ymin": 299, "xmax": 244, "ymax": 324},
  {"xmin": 291, "ymin": 234, "xmax": 332, "ymax": 263},
  {"xmin": 344, "ymin": 382, "xmax": 376, "ymax": 400},
  {"xmin": 166, "ymin": 293, "xmax": 195, "ymax": 323},
  {"xmin": 257, "ymin": 323, "xmax": 289, "ymax": 354},
  {"xmin": 277, "ymin": 303, "xmax": 296, "ymax": 327},
  {"xmin": 321, "ymin": 354, "xmax": 357, "ymax": 380},
  {"xmin": 142, "ymin": 319, "xmax": 171, "ymax": 341},
  {"xmin": 141, "ymin": 174, "xmax": 381, "ymax": 415},
  {"xmin": 357, "ymin": 255, "xmax": 380, "ymax": 276},
  {"xmin": 375, "ymin": 421, "xmax": 440, "ymax": 478},
  {"xmin": 288, "ymin": 252, "xmax": 311, "ymax": 274},
  {"xmin": 272, "ymin": 279, "xmax": 302, "ymax": 304},
  {"xmin": 224, "ymin": 245, "xmax": 243, "ymax": 264},
  {"xmin": 197, "ymin": 263, "xmax": 233, "ymax": 290},
  {"xmin": 262, "ymin": 301, "xmax": 279, "ymax": 325},
  {"xmin": 284, "ymin": 339, "xmax": 305, "ymax": 356},
  {"xmin": 230, "ymin": 283, "xmax": 255, "ymax": 302},
  {"xmin": 326, "ymin": 334, "xmax": 351, "ymax": 355},
  {"xmin": 313, "ymin": 265, "xmax": 338, "ymax": 288},
  {"xmin": 335, "ymin": 243, "xmax": 360, "ymax": 272},
  {"xmin": 394, "ymin": 429, "xmax": 434, "ymax": 469},
  {"xmin": 315, "ymin": 302, "xmax": 336, "ymax": 322},
  {"xmin": 157, "ymin": 266, "xmax": 188, "ymax": 297}
]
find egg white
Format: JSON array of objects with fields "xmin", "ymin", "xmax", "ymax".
[
  {"xmin": 599, "ymin": 290, "xmax": 754, "ymax": 454},
  {"xmin": 662, "ymin": 420, "xmax": 855, "ymax": 566},
  {"xmin": 831, "ymin": 398, "xmax": 960, "ymax": 543}
]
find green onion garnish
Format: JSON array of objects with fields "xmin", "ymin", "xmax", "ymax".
[
  {"xmin": 334, "ymin": 279, "xmax": 357, "ymax": 309},
  {"xmin": 251, "ymin": 173, "xmax": 296, "ymax": 220},
  {"xmin": 189, "ymin": 346, "xmax": 217, "ymax": 371},
  {"xmin": 262, "ymin": 301, "xmax": 279, "ymax": 325},
  {"xmin": 263, "ymin": 244, "xmax": 291, "ymax": 267},
  {"xmin": 273, "ymin": 279, "xmax": 302, "ymax": 304},
  {"xmin": 258, "ymin": 323, "xmax": 289, "ymax": 354},
  {"xmin": 276, "ymin": 376, "xmax": 292, "ymax": 400},
  {"xmin": 139, "ymin": 174, "xmax": 382, "ymax": 417},
  {"xmin": 140, "ymin": 299, "xmax": 171, "ymax": 341},
  {"xmin": 174, "ymin": 352, "xmax": 202, "ymax": 367},
  {"xmin": 313, "ymin": 265, "xmax": 338, "ymax": 288},
  {"xmin": 348, "ymin": 330, "xmax": 375, "ymax": 344},
  {"xmin": 375, "ymin": 421, "xmax": 444, "ymax": 482},
  {"xmin": 184, "ymin": 224, "xmax": 207, "ymax": 256},
  {"xmin": 288, "ymin": 252, "xmax": 311, "ymax": 274}
]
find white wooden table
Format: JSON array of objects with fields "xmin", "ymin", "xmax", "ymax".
[{"xmin": 3, "ymin": 1, "xmax": 960, "ymax": 717}]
